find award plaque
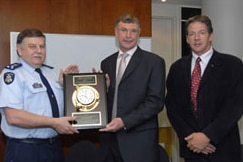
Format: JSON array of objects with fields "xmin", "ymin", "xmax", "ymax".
[{"xmin": 64, "ymin": 73, "xmax": 108, "ymax": 129}]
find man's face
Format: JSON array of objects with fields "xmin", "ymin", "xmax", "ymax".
[
  {"xmin": 115, "ymin": 22, "xmax": 140, "ymax": 53},
  {"xmin": 186, "ymin": 22, "xmax": 213, "ymax": 56},
  {"xmin": 17, "ymin": 37, "xmax": 46, "ymax": 68}
]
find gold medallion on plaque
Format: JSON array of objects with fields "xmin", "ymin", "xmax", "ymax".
[{"xmin": 72, "ymin": 85, "xmax": 100, "ymax": 112}]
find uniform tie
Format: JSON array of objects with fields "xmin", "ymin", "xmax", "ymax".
[
  {"xmin": 191, "ymin": 57, "xmax": 201, "ymax": 115},
  {"xmin": 35, "ymin": 68, "xmax": 60, "ymax": 117},
  {"xmin": 112, "ymin": 53, "xmax": 128, "ymax": 119}
]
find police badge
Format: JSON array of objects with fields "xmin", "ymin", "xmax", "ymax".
[{"xmin": 4, "ymin": 72, "xmax": 15, "ymax": 85}]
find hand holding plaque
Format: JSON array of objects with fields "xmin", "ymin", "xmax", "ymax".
[{"xmin": 64, "ymin": 73, "xmax": 108, "ymax": 129}]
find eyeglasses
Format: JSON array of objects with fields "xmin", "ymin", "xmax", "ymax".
[{"xmin": 118, "ymin": 27, "xmax": 139, "ymax": 34}]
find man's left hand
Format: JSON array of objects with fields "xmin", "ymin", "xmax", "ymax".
[{"xmin": 99, "ymin": 117, "xmax": 125, "ymax": 132}]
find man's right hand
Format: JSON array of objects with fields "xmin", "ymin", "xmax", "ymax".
[{"xmin": 53, "ymin": 116, "xmax": 79, "ymax": 134}]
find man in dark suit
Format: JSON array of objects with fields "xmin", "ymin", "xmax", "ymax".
[
  {"xmin": 165, "ymin": 15, "xmax": 243, "ymax": 162},
  {"xmin": 98, "ymin": 14, "xmax": 166, "ymax": 162}
]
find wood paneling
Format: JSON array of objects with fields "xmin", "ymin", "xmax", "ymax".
[
  {"xmin": 0, "ymin": 0, "xmax": 151, "ymax": 161},
  {"xmin": 0, "ymin": 1, "xmax": 50, "ymax": 70},
  {"xmin": 102, "ymin": 0, "xmax": 151, "ymax": 36},
  {"xmin": 0, "ymin": 0, "xmax": 151, "ymax": 70},
  {"xmin": 159, "ymin": 127, "xmax": 172, "ymax": 158}
]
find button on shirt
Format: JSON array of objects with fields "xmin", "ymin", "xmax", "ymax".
[{"xmin": 0, "ymin": 59, "xmax": 63, "ymax": 139}]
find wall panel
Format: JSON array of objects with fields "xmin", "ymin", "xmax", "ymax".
[
  {"xmin": 0, "ymin": 0, "xmax": 151, "ymax": 70},
  {"xmin": 0, "ymin": 0, "xmax": 50, "ymax": 70}
]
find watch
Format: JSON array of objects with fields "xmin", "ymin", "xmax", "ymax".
[{"xmin": 72, "ymin": 85, "xmax": 100, "ymax": 111}]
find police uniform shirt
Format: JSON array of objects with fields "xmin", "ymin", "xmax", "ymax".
[{"xmin": 0, "ymin": 59, "xmax": 63, "ymax": 139}]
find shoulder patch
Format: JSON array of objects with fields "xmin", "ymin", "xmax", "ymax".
[
  {"xmin": 5, "ymin": 63, "xmax": 22, "ymax": 70},
  {"xmin": 4, "ymin": 72, "xmax": 15, "ymax": 84},
  {"xmin": 42, "ymin": 64, "xmax": 54, "ymax": 69}
]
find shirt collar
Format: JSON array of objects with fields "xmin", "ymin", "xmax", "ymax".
[
  {"xmin": 192, "ymin": 47, "xmax": 213, "ymax": 63},
  {"xmin": 118, "ymin": 46, "xmax": 137, "ymax": 57},
  {"xmin": 20, "ymin": 58, "xmax": 36, "ymax": 73},
  {"xmin": 20, "ymin": 58, "xmax": 45, "ymax": 74}
]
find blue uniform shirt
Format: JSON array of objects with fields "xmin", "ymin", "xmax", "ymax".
[{"xmin": 0, "ymin": 59, "xmax": 64, "ymax": 138}]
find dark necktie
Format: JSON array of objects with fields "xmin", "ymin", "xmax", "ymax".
[
  {"xmin": 35, "ymin": 68, "xmax": 60, "ymax": 117},
  {"xmin": 191, "ymin": 57, "xmax": 201, "ymax": 115},
  {"xmin": 112, "ymin": 53, "xmax": 128, "ymax": 118}
]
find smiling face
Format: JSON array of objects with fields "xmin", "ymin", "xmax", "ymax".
[
  {"xmin": 115, "ymin": 22, "xmax": 140, "ymax": 53},
  {"xmin": 186, "ymin": 21, "xmax": 213, "ymax": 56},
  {"xmin": 17, "ymin": 37, "xmax": 46, "ymax": 68}
]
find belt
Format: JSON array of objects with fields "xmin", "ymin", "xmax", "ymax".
[{"xmin": 8, "ymin": 136, "xmax": 60, "ymax": 144}]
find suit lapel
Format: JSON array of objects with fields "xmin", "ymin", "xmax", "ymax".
[
  {"xmin": 183, "ymin": 55, "xmax": 193, "ymax": 90},
  {"xmin": 120, "ymin": 47, "xmax": 142, "ymax": 83},
  {"xmin": 110, "ymin": 53, "xmax": 119, "ymax": 88},
  {"xmin": 200, "ymin": 51, "xmax": 220, "ymax": 88}
]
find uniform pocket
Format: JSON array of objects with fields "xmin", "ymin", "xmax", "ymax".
[{"xmin": 27, "ymin": 81, "xmax": 47, "ymax": 94}]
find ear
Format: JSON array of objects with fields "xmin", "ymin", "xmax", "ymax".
[
  {"xmin": 186, "ymin": 36, "xmax": 189, "ymax": 44},
  {"xmin": 209, "ymin": 33, "xmax": 214, "ymax": 42},
  {"xmin": 16, "ymin": 44, "xmax": 22, "ymax": 56},
  {"xmin": 138, "ymin": 28, "xmax": 141, "ymax": 35},
  {"xmin": 115, "ymin": 27, "xmax": 118, "ymax": 37}
]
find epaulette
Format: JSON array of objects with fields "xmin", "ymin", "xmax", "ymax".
[
  {"xmin": 5, "ymin": 63, "xmax": 22, "ymax": 70},
  {"xmin": 42, "ymin": 64, "xmax": 54, "ymax": 69}
]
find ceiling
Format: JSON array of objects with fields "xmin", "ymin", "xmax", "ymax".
[{"xmin": 152, "ymin": 0, "xmax": 201, "ymax": 6}]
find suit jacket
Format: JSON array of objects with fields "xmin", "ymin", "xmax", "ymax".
[
  {"xmin": 165, "ymin": 50, "xmax": 243, "ymax": 162},
  {"xmin": 100, "ymin": 47, "xmax": 166, "ymax": 162}
]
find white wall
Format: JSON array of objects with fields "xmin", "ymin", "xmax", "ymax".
[
  {"xmin": 10, "ymin": 32, "xmax": 151, "ymax": 73},
  {"xmin": 202, "ymin": 0, "xmax": 243, "ymax": 145},
  {"xmin": 152, "ymin": 3, "xmax": 184, "ymax": 162}
]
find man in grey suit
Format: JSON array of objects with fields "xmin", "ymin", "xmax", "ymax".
[
  {"xmin": 165, "ymin": 15, "xmax": 243, "ymax": 162},
  {"xmin": 98, "ymin": 14, "xmax": 166, "ymax": 162}
]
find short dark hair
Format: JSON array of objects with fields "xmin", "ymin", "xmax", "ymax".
[
  {"xmin": 185, "ymin": 15, "xmax": 213, "ymax": 35},
  {"xmin": 17, "ymin": 28, "xmax": 46, "ymax": 44},
  {"xmin": 116, "ymin": 14, "xmax": 140, "ymax": 29}
]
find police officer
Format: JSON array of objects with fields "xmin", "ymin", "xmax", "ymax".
[{"xmin": 0, "ymin": 28, "xmax": 79, "ymax": 162}]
